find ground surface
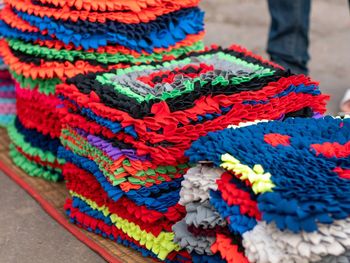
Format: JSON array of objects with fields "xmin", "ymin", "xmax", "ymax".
[
  {"xmin": 0, "ymin": 172, "xmax": 105, "ymax": 263},
  {"xmin": 1, "ymin": 1, "xmax": 349, "ymax": 262},
  {"xmin": 202, "ymin": 0, "xmax": 350, "ymax": 114}
]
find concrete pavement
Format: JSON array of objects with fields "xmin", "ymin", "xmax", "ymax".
[
  {"xmin": 201, "ymin": 0, "xmax": 350, "ymax": 114},
  {"xmin": 0, "ymin": 172, "xmax": 105, "ymax": 263}
]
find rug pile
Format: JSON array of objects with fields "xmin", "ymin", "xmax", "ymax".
[
  {"xmin": 0, "ymin": 0, "xmax": 15, "ymax": 126},
  {"xmin": 0, "ymin": 0, "xmax": 204, "ymax": 181},
  {"xmin": 57, "ymin": 46, "xmax": 328, "ymax": 261}
]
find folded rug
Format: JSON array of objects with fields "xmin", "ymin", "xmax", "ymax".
[{"xmin": 176, "ymin": 116, "xmax": 350, "ymax": 262}]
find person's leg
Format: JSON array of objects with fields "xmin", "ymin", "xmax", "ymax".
[
  {"xmin": 267, "ymin": 0, "xmax": 311, "ymax": 75},
  {"xmin": 340, "ymin": 89, "xmax": 350, "ymax": 113}
]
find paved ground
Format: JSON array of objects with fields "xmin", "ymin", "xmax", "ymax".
[
  {"xmin": 0, "ymin": 172, "xmax": 105, "ymax": 263},
  {"xmin": 0, "ymin": 1, "xmax": 349, "ymax": 262},
  {"xmin": 201, "ymin": 0, "xmax": 350, "ymax": 114}
]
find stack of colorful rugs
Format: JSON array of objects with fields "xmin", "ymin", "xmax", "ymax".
[
  {"xmin": 0, "ymin": 56, "xmax": 15, "ymax": 127},
  {"xmin": 0, "ymin": 1, "xmax": 15, "ymax": 126},
  {"xmin": 0, "ymin": 0, "xmax": 205, "ymax": 181},
  {"xmin": 56, "ymin": 45, "xmax": 329, "ymax": 261},
  {"xmin": 177, "ymin": 116, "xmax": 350, "ymax": 263}
]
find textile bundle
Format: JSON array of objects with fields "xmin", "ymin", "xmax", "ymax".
[
  {"xmin": 0, "ymin": 1, "xmax": 15, "ymax": 127},
  {"xmin": 57, "ymin": 45, "xmax": 328, "ymax": 261},
  {"xmin": 0, "ymin": 0, "xmax": 205, "ymax": 181},
  {"xmin": 176, "ymin": 116, "xmax": 350, "ymax": 263},
  {"xmin": 0, "ymin": 57, "xmax": 15, "ymax": 127}
]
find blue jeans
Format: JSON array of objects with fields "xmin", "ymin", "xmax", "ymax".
[{"xmin": 267, "ymin": 0, "xmax": 311, "ymax": 75}]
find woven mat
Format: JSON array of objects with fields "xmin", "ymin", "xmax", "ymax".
[{"xmin": 0, "ymin": 128, "xmax": 154, "ymax": 263}]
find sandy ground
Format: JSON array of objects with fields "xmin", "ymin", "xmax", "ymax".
[{"xmin": 1, "ymin": 1, "xmax": 349, "ymax": 262}]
